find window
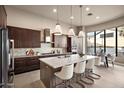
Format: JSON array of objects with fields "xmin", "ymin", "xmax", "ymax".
[
  {"xmin": 96, "ymin": 31, "xmax": 104, "ymax": 54},
  {"xmin": 117, "ymin": 27, "xmax": 124, "ymax": 56},
  {"xmin": 86, "ymin": 26, "xmax": 124, "ymax": 60},
  {"xmin": 105, "ymin": 28, "xmax": 116, "ymax": 55},
  {"xmin": 87, "ymin": 32, "xmax": 95, "ymax": 54}
]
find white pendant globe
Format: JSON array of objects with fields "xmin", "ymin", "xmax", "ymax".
[
  {"xmin": 68, "ymin": 27, "xmax": 75, "ymax": 37},
  {"xmin": 78, "ymin": 30, "xmax": 84, "ymax": 37},
  {"xmin": 54, "ymin": 23, "xmax": 62, "ymax": 35}
]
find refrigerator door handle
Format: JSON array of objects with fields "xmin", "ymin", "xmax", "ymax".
[{"xmin": 10, "ymin": 40, "xmax": 14, "ymax": 70}]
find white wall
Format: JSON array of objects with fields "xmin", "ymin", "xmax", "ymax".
[
  {"xmin": 5, "ymin": 6, "xmax": 75, "ymax": 35},
  {"xmin": 5, "ymin": 6, "xmax": 77, "ymax": 55},
  {"xmin": 86, "ymin": 16, "xmax": 124, "ymax": 32}
]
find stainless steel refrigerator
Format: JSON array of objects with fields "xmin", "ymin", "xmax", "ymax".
[{"xmin": 0, "ymin": 27, "xmax": 14, "ymax": 88}]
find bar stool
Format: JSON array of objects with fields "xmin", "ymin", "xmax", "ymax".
[
  {"xmin": 95, "ymin": 57, "xmax": 101, "ymax": 66},
  {"xmin": 85, "ymin": 59, "xmax": 101, "ymax": 80},
  {"xmin": 74, "ymin": 61, "xmax": 86, "ymax": 87},
  {"xmin": 74, "ymin": 61, "xmax": 94, "ymax": 86},
  {"xmin": 54, "ymin": 64, "xmax": 74, "ymax": 88}
]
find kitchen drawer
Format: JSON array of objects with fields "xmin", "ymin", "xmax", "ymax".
[
  {"xmin": 15, "ymin": 61, "xmax": 26, "ymax": 68},
  {"xmin": 14, "ymin": 57, "xmax": 40, "ymax": 74},
  {"xmin": 26, "ymin": 60, "xmax": 40, "ymax": 66}
]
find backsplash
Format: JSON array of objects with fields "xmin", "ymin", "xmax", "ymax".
[{"xmin": 13, "ymin": 43, "xmax": 63, "ymax": 56}]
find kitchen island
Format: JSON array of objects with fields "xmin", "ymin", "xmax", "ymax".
[
  {"xmin": 14, "ymin": 53, "xmax": 72, "ymax": 74},
  {"xmin": 39, "ymin": 54, "xmax": 97, "ymax": 88}
]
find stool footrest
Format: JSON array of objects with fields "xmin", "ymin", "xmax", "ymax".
[
  {"xmin": 80, "ymin": 77, "xmax": 94, "ymax": 85},
  {"xmin": 88, "ymin": 73, "xmax": 101, "ymax": 79},
  {"xmin": 76, "ymin": 81, "xmax": 85, "ymax": 88}
]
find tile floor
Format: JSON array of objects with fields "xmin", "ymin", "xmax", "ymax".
[{"xmin": 14, "ymin": 64, "xmax": 124, "ymax": 88}]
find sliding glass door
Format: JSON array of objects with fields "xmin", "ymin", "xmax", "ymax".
[
  {"xmin": 87, "ymin": 32, "xmax": 95, "ymax": 55},
  {"xmin": 105, "ymin": 28, "xmax": 116, "ymax": 55},
  {"xmin": 96, "ymin": 31, "xmax": 104, "ymax": 54},
  {"xmin": 86, "ymin": 26, "xmax": 124, "ymax": 60},
  {"xmin": 117, "ymin": 27, "xmax": 124, "ymax": 56}
]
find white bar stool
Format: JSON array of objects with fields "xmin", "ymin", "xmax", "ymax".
[
  {"xmin": 74, "ymin": 61, "xmax": 94, "ymax": 86},
  {"xmin": 54, "ymin": 64, "xmax": 74, "ymax": 88},
  {"xmin": 95, "ymin": 57, "xmax": 101, "ymax": 66},
  {"xmin": 86, "ymin": 59, "xmax": 101, "ymax": 80},
  {"xmin": 74, "ymin": 61, "xmax": 86, "ymax": 87}
]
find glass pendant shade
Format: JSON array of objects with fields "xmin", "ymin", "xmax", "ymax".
[
  {"xmin": 68, "ymin": 5, "xmax": 75, "ymax": 37},
  {"xmin": 78, "ymin": 30, "xmax": 84, "ymax": 37},
  {"xmin": 54, "ymin": 6, "xmax": 62, "ymax": 35},
  {"xmin": 54, "ymin": 23, "xmax": 62, "ymax": 35},
  {"xmin": 68, "ymin": 27, "xmax": 75, "ymax": 37},
  {"xmin": 78, "ymin": 5, "xmax": 85, "ymax": 38}
]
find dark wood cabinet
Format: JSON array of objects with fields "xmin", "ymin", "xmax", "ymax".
[
  {"xmin": 14, "ymin": 57, "xmax": 40, "ymax": 74},
  {"xmin": 0, "ymin": 5, "xmax": 7, "ymax": 28},
  {"xmin": 8, "ymin": 26, "xmax": 41, "ymax": 48},
  {"xmin": 67, "ymin": 36, "xmax": 72, "ymax": 52},
  {"xmin": 14, "ymin": 58, "xmax": 26, "ymax": 74},
  {"xmin": 51, "ymin": 33, "xmax": 55, "ymax": 47}
]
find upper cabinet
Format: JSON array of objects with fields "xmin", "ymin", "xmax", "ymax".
[
  {"xmin": 54, "ymin": 35, "xmax": 67, "ymax": 48},
  {"xmin": 40, "ymin": 28, "xmax": 51, "ymax": 43},
  {"xmin": 0, "ymin": 5, "xmax": 7, "ymax": 28},
  {"xmin": 8, "ymin": 26, "xmax": 41, "ymax": 48},
  {"xmin": 44, "ymin": 28, "xmax": 50, "ymax": 43}
]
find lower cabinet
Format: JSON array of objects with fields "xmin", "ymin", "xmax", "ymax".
[{"xmin": 14, "ymin": 57, "xmax": 40, "ymax": 74}]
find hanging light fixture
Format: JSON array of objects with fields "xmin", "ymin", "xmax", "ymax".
[
  {"xmin": 78, "ymin": 5, "xmax": 85, "ymax": 37},
  {"xmin": 68, "ymin": 5, "xmax": 75, "ymax": 37},
  {"xmin": 54, "ymin": 6, "xmax": 62, "ymax": 35}
]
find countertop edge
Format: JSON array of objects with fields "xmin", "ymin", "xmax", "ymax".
[{"xmin": 14, "ymin": 53, "xmax": 74, "ymax": 59}]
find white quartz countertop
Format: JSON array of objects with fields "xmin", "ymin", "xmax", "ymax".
[{"xmin": 39, "ymin": 54, "xmax": 98, "ymax": 69}]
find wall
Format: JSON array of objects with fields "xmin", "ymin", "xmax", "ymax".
[
  {"xmin": 5, "ymin": 6, "xmax": 75, "ymax": 35},
  {"xmin": 86, "ymin": 16, "xmax": 124, "ymax": 32},
  {"xmin": 5, "ymin": 6, "xmax": 77, "ymax": 56}
]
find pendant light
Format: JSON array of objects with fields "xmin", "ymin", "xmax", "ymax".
[
  {"xmin": 54, "ymin": 6, "xmax": 62, "ymax": 35},
  {"xmin": 68, "ymin": 5, "xmax": 75, "ymax": 37},
  {"xmin": 78, "ymin": 5, "xmax": 85, "ymax": 37}
]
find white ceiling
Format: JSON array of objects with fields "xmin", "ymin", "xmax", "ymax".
[{"xmin": 8, "ymin": 5, "xmax": 124, "ymax": 26}]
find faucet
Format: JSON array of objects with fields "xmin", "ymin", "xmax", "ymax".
[
  {"xmin": 51, "ymin": 50, "xmax": 55, "ymax": 54},
  {"xmin": 57, "ymin": 50, "xmax": 60, "ymax": 54}
]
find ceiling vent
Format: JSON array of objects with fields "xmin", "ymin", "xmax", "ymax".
[{"xmin": 87, "ymin": 13, "xmax": 93, "ymax": 16}]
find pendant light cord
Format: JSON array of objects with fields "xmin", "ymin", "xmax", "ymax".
[
  {"xmin": 80, "ymin": 5, "xmax": 82, "ymax": 27},
  {"xmin": 80, "ymin": 5, "xmax": 85, "ymax": 31},
  {"xmin": 82, "ymin": 5, "xmax": 85, "ymax": 31},
  {"xmin": 70, "ymin": 5, "xmax": 72, "ymax": 27},
  {"xmin": 57, "ymin": 6, "xmax": 59, "ymax": 24}
]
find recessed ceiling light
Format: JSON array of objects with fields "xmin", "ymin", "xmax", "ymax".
[
  {"xmin": 86, "ymin": 7, "xmax": 90, "ymax": 11},
  {"xmin": 53, "ymin": 9, "xmax": 57, "ymax": 13},
  {"xmin": 70, "ymin": 16, "xmax": 74, "ymax": 19},
  {"xmin": 96, "ymin": 16, "xmax": 100, "ymax": 19}
]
